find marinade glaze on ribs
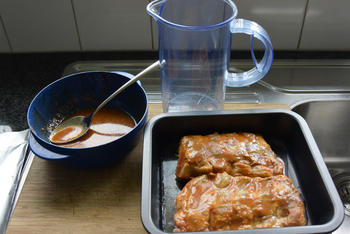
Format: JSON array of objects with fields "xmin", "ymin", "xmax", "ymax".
[
  {"xmin": 174, "ymin": 172, "xmax": 306, "ymax": 232},
  {"xmin": 176, "ymin": 132, "xmax": 284, "ymax": 179}
]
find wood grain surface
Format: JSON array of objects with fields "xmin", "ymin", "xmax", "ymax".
[{"xmin": 6, "ymin": 103, "xmax": 289, "ymax": 234}]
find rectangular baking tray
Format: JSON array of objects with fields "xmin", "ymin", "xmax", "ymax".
[{"xmin": 141, "ymin": 109, "xmax": 344, "ymax": 234}]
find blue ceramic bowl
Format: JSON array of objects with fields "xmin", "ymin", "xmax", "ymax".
[{"xmin": 27, "ymin": 71, "xmax": 148, "ymax": 168}]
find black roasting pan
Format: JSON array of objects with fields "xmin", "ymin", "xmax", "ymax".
[{"xmin": 141, "ymin": 109, "xmax": 344, "ymax": 234}]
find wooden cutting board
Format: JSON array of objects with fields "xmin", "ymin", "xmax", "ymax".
[{"xmin": 6, "ymin": 103, "xmax": 289, "ymax": 234}]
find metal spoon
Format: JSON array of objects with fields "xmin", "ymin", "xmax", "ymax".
[{"xmin": 49, "ymin": 60, "xmax": 160, "ymax": 144}]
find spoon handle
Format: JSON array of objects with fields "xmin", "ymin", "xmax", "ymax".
[{"xmin": 89, "ymin": 60, "xmax": 161, "ymax": 121}]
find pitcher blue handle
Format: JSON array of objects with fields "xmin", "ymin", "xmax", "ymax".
[{"xmin": 227, "ymin": 19, "xmax": 274, "ymax": 87}]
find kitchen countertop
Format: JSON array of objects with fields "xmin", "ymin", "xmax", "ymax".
[{"xmin": 2, "ymin": 52, "xmax": 350, "ymax": 233}]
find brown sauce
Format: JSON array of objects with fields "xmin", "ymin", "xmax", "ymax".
[
  {"xmin": 51, "ymin": 126, "xmax": 84, "ymax": 143},
  {"xmin": 57, "ymin": 108, "xmax": 135, "ymax": 148}
]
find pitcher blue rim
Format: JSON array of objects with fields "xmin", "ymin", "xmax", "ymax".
[{"xmin": 147, "ymin": 0, "xmax": 238, "ymax": 30}]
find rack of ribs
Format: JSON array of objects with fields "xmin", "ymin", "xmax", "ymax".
[
  {"xmin": 174, "ymin": 172, "xmax": 306, "ymax": 232},
  {"xmin": 176, "ymin": 132, "xmax": 284, "ymax": 179}
]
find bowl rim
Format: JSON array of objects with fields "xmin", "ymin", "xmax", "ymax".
[{"xmin": 27, "ymin": 70, "xmax": 148, "ymax": 151}]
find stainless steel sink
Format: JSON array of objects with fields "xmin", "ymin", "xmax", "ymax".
[
  {"xmin": 293, "ymin": 100, "xmax": 350, "ymax": 234},
  {"xmin": 292, "ymin": 100, "xmax": 350, "ymax": 172}
]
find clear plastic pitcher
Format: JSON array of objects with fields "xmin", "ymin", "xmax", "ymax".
[{"xmin": 147, "ymin": 0, "xmax": 273, "ymax": 112}]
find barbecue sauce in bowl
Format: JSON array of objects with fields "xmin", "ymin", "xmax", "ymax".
[
  {"xmin": 54, "ymin": 108, "xmax": 135, "ymax": 148},
  {"xmin": 50, "ymin": 126, "xmax": 84, "ymax": 143}
]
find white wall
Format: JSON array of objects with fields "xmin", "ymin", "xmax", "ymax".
[{"xmin": 0, "ymin": 0, "xmax": 348, "ymax": 53}]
